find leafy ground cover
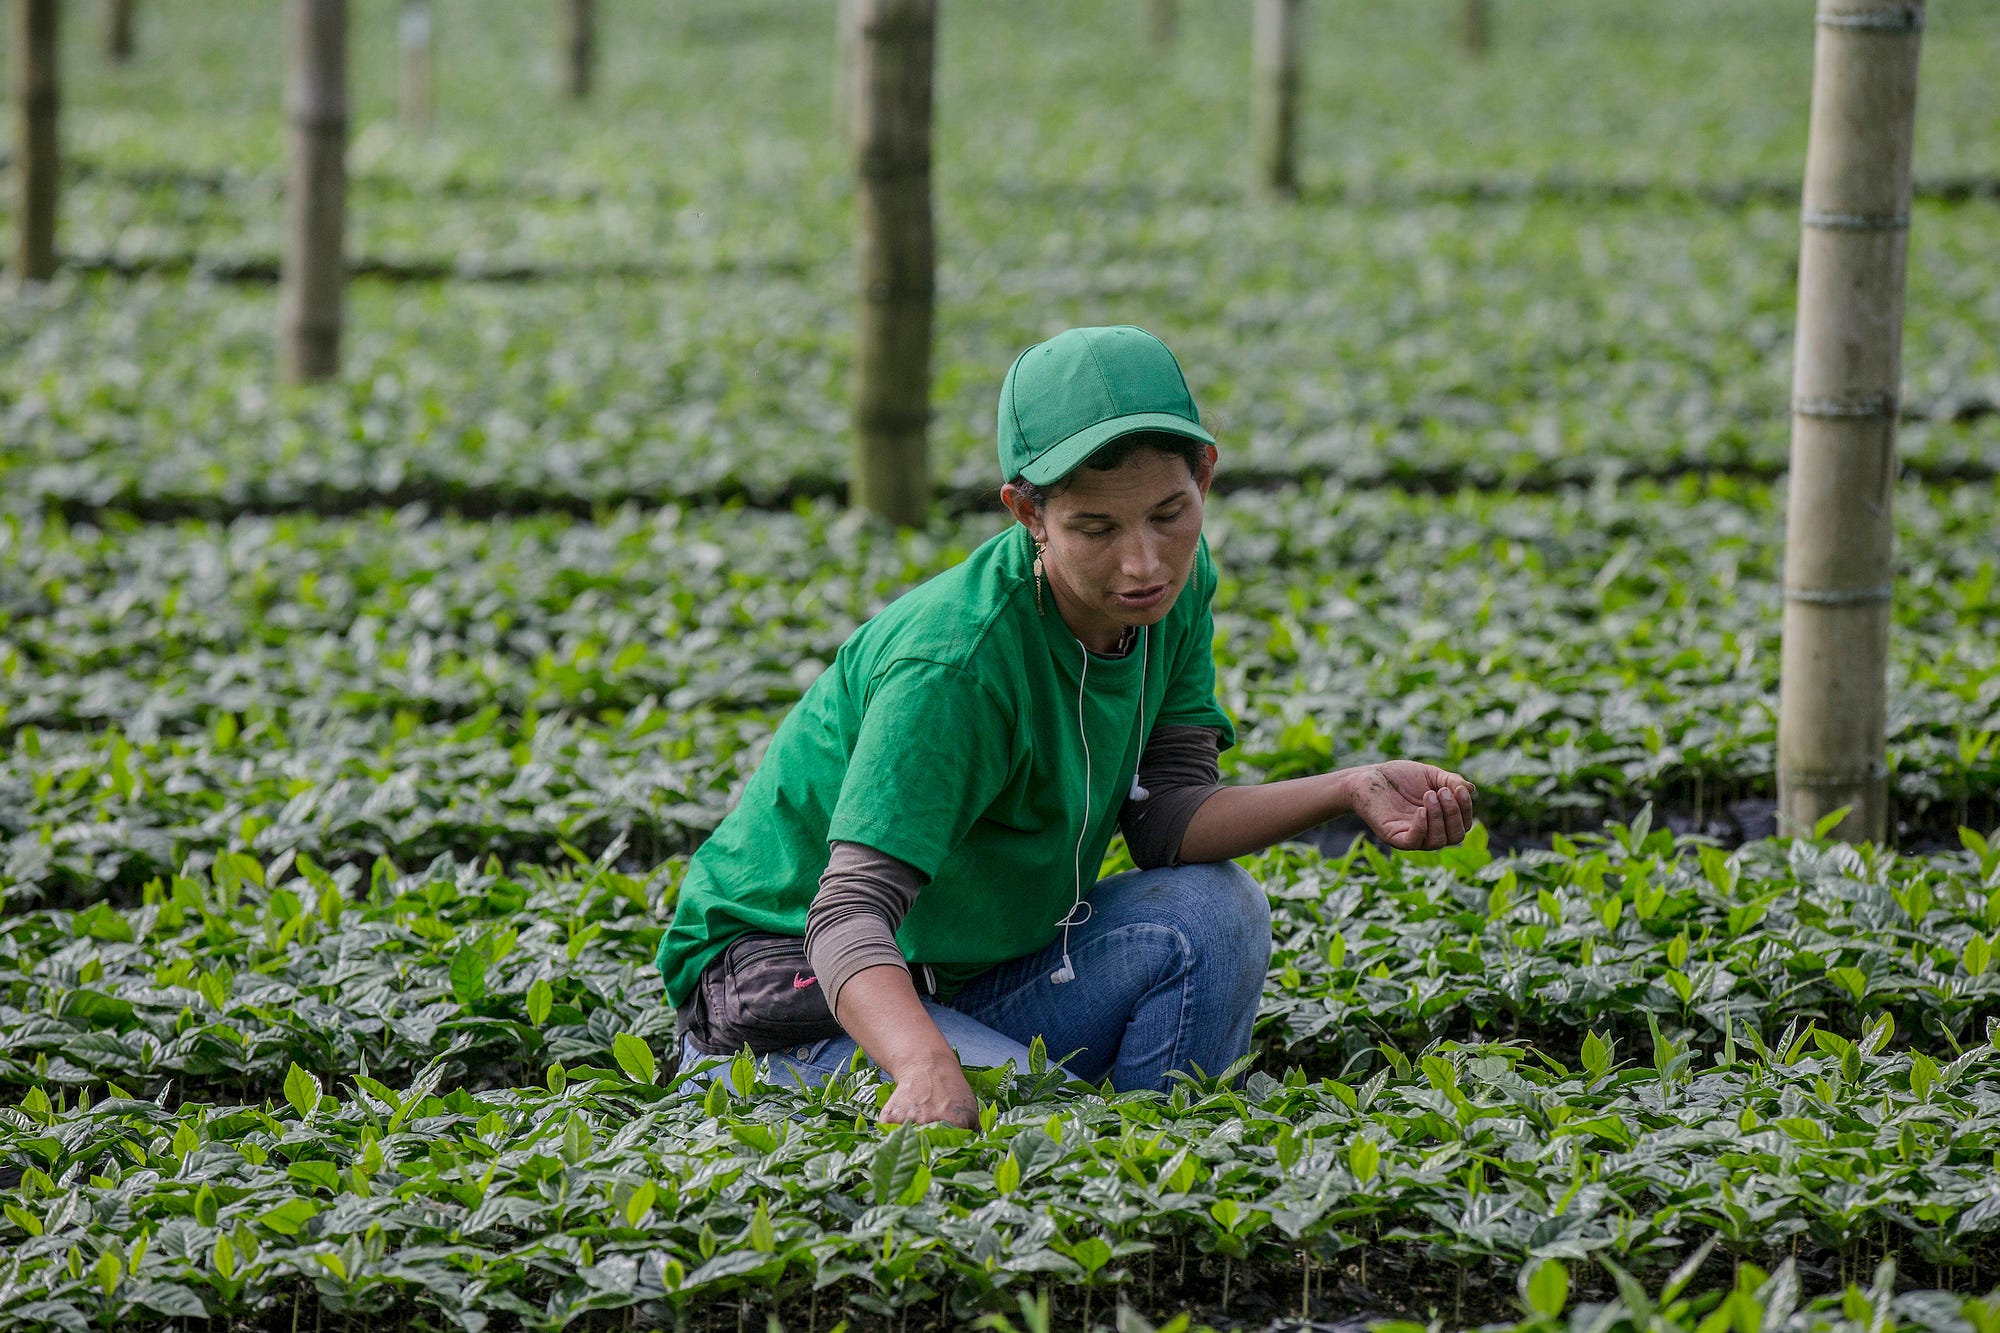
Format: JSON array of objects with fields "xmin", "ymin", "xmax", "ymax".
[
  {"xmin": 2, "ymin": 1, "xmax": 1998, "ymax": 1328},
  {"xmin": 4, "ymin": 482, "xmax": 1994, "ymax": 906},
  {"xmin": 5, "ymin": 4, "xmax": 2000, "ymax": 513},
  {"xmin": 6, "ymin": 200, "xmax": 1997, "ymax": 517},
  {"xmin": 7, "ymin": 831, "xmax": 2000, "ymax": 1332}
]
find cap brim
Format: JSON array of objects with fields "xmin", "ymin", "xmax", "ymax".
[{"xmin": 1017, "ymin": 412, "xmax": 1216, "ymax": 486}]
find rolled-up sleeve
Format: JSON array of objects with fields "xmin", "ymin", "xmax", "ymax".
[
  {"xmin": 805, "ymin": 840, "xmax": 927, "ymax": 1018},
  {"xmin": 1119, "ymin": 724, "xmax": 1224, "ymax": 869}
]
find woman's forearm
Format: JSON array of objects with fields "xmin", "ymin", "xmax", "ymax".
[
  {"xmin": 1175, "ymin": 767, "xmax": 1369, "ymax": 864},
  {"xmin": 833, "ymin": 962, "xmax": 962, "ymax": 1079},
  {"xmin": 834, "ymin": 962, "xmax": 980, "ymax": 1127}
]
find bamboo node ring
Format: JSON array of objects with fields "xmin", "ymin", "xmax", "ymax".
[
  {"xmin": 1815, "ymin": 6, "xmax": 1924, "ymax": 32},
  {"xmin": 1783, "ymin": 584, "xmax": 1894, "ymax": 605},
  {"xmin": 1801, "ymin": 209, "xmax": 1909, "ymax": 232},
  {"xmin": 1792, "ymin": 394, "xmax": 1898, "ymax": 419}
]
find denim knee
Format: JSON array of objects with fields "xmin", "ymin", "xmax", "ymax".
[
  {"xmin": 1173, "ymin": 860, "xmax": 1271, "ymax": 952},
  {"xmin": 1125, "ymin": 860, "xmax": 1272, "ymax": 980}
]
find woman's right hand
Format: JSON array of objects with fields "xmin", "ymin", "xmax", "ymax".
[
  {"xmin": 878, "ymin": 1052, "xmax": 979, "ymax": 1128},
  {"xmin": 831, "ymin": 964, "xmax": 981, "ymax": 1128}
]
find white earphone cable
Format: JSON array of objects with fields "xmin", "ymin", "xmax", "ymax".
[
  {"xmin": 1051, "ymin": 643, "xmax": 1093, "ymax": 984},
  {"xmin": 1129, "ymin": 625, "xmax": 1150, "ymax": 802},
  {"xmin": 1052, "ymin": 624, "xmax": 1150, "ymax": 985}
]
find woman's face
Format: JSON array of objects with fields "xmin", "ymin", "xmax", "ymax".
[{"xmin": 1003, "ymin": 443, "xmax": 1217, "ymax": 653}]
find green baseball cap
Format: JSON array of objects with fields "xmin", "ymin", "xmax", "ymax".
[{"xmin": 997, "ymin": 325, "xmax": 1214, "ymax": 486}]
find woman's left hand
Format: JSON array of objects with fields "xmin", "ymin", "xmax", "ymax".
[{"xmin": 1349, "ymin": 761, "xmax": 1477, "ymax": 851}]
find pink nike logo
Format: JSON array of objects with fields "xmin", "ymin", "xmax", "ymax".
[{"xmin": 793, "ymin": 973, "xmax": 816, "ymax": 989}]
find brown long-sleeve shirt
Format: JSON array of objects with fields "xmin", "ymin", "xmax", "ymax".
[{"xmin": 802, "ymin": 723, "xmax": 1224, "ymax": 1016}]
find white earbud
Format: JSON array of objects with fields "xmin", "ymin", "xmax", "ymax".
[{"xmin": 1049, "ymin": 955, "xmax": 1075, "ymax": 985}]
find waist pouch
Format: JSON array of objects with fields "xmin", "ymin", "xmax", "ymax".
[{"xmin": 686, "ymin": 933, "xmax": 845, "ymax": 1056}]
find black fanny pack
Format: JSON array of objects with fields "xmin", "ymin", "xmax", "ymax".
[
  {"xmin": 681, "ymin": 933, "xmax": 845, "ymax": 1056},
  {"xmin": 677, "ymin": 932, "xmax": 939, "ymax": 1058}
]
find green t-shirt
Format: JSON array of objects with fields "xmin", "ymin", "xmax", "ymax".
[{"xmin": 654, "ymin": 523, "xmax": 1235, "ymax": 1007}]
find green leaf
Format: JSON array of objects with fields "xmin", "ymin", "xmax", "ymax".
[
  {"xmin": 612, "ymin": 1033, "xmax": 657, "ymax": 1085},
  {"xmin": 1965, "ymin": 935, "xmax": 1992, "ymax": 978},
  {"xmin": 562, "ymin": 1112, "xmax": 594, "ymax": 1166},
  {"xmin": 748, "ymin": 1200, "xmax": 776, "ymax": 1253},
  {"xmin": 870, "ymin": 1126, "xmax": 924, "ymax": 1206},
  {"xmin": 449, "ymin": 947, "xmax": 488, "ymax": 1007},
  {"xmin": 623, "ymin": 1180, "xmax": 656, "ymax": 1228},
  {"xmin": 354, "ymin": 1074, "xmax": 401, "ymax": 1117},
  {"xmin": 283, "ymin": 1062, "xmax": 322, "ymax": 1119},
  {"xmin": 129, "ymin": 1281, "xmax": 209, "ymax": 1320},
  {"xmin": 1348, "ymin": 1134, "xmax": 1380, "ymax": 1185},
  {"xmin": 1910, "ymin": 1051, "xmax": 1938, "ymax": 1100},
  {"xmin": 64, "ymin": 990, "xmax": 137, "ymax": 1029},
  {"xmin": 1523, "ymin": 1258, "xmax": 1569, "ymax": 1317},
  {"xmin": 256, "ymin": 1198, "xmax": 320, "ymax": 1236},
  {"xmin": 1058, "ymin": 1235, "xmax": 1113, "ymax": 1275},
  {"xmin": 897, "ymin": 1162, "xmax": 932, "ymax": 1206},
  {"xmin": 1812, "ymin": 806, "xmax": 1854, "ymax": 840},
  {"xmin": 1860, "ymin": 1011, "xmax": 1894, "ymax": 1056},
  {"xmin": 994, "ymin": 1152, "xmax": 1021, "ymax": 1196},
  {"xmin": 526, "ymin": 978, "xmax": 553, "ymax": 1027},
  {"xmin": 1580, "ymin": 1030, "xmax": 1612, "ymax": 1081}
]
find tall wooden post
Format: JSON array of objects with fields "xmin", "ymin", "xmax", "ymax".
[
  {"xmin": 278, "ymin": 0, "xmax": 347, "ymax": 384},
  {"xmin": 1149, "ymin": 0, "xmax": 1176, "ymax": 47},
  {"xmin": 11, "ymin": 0, "xmax": 59, "ymax": 283},
  {"xmin": 400, "ymin": 0, "xmax": 433, "ymax": 130},
  {"xmin": 1251, "ymin": 0, "xmax": 1301, "ymax": 197},
  {"xmin": 1461, "ymin": 0, "xmax": 1491, "ymax": 57},
  {"xmin": 1777, "ymin": 0, "xmax": 1924, "ymax": 843},
  {"xmin": 558, "ymin": 0, "xmax": 594, "ymax": 100},
  {"xmin": 107, "ymin": 0, "xmax": 136, "ymax": 62},
  {"xmin": 849, "ymin": 0, "xmax": 935, "ymax": 528}
]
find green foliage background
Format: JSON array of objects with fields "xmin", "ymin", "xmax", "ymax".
[{"xmin": 1, "ymin": 2, "xmax": 1998, "ymax": 1330}]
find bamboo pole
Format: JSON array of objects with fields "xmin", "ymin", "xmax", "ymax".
[
  {"xmin": 1461, "ymin": 0, "xmax": 1491, "ymax": 58},
  {"xmin": 848, "ymin": 0, "xmax": 935, "ymax": 528},
  {"xmin": 107, "ymin": 0, "xmax": 136, "ymax": 62},
  {"xmin": 399, "ymin": 0, "xmax": 433, "ymax": 131},
  {"xmin": 1149, "ymin": 0, "xmax": 1176, "ymax": 47},
  {"xmin": 1251, "ymin": 0, "xmax": 1302, "ymax": 198},
  {"xmin": 278, "ymin": 0, "xmax": 347, "ymax": 384},
  {"xmin": 558, "ymin": 0, "xmax": 594, "ymax": 101},
  {"xmin": 1777, "ymin": 0, "xmax": 1924, "ymax": 844},
  {"xmin": 12, "ymin": 0, "xmax": 59, "ymax": 283}
]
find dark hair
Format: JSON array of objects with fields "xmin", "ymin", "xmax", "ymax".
[{"xmin": 1006, "ymin": 430, "xmax": 1208, "ymax": 510}]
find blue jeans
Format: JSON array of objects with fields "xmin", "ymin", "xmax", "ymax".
[{"xmin": 676, "ymin": 860, "xmax": 1272, "ymax": 1095}]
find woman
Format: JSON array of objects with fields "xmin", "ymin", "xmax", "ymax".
[{"xmin": 657, "ymin": 325, "xmax": 1476, "ymax": 1128}]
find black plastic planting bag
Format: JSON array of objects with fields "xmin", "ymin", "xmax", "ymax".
[{"xmin": 687, "ymin": 933, "xmax": 845, "ymax": 1056}]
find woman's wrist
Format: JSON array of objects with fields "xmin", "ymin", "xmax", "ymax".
[
  {"xmin": 1318, "ymin": 764, "xmax": 1373, "ymax": 820},
  {"xmin": 836, "ymin": 963, "xmax": 961, "ymax": 1082}
]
